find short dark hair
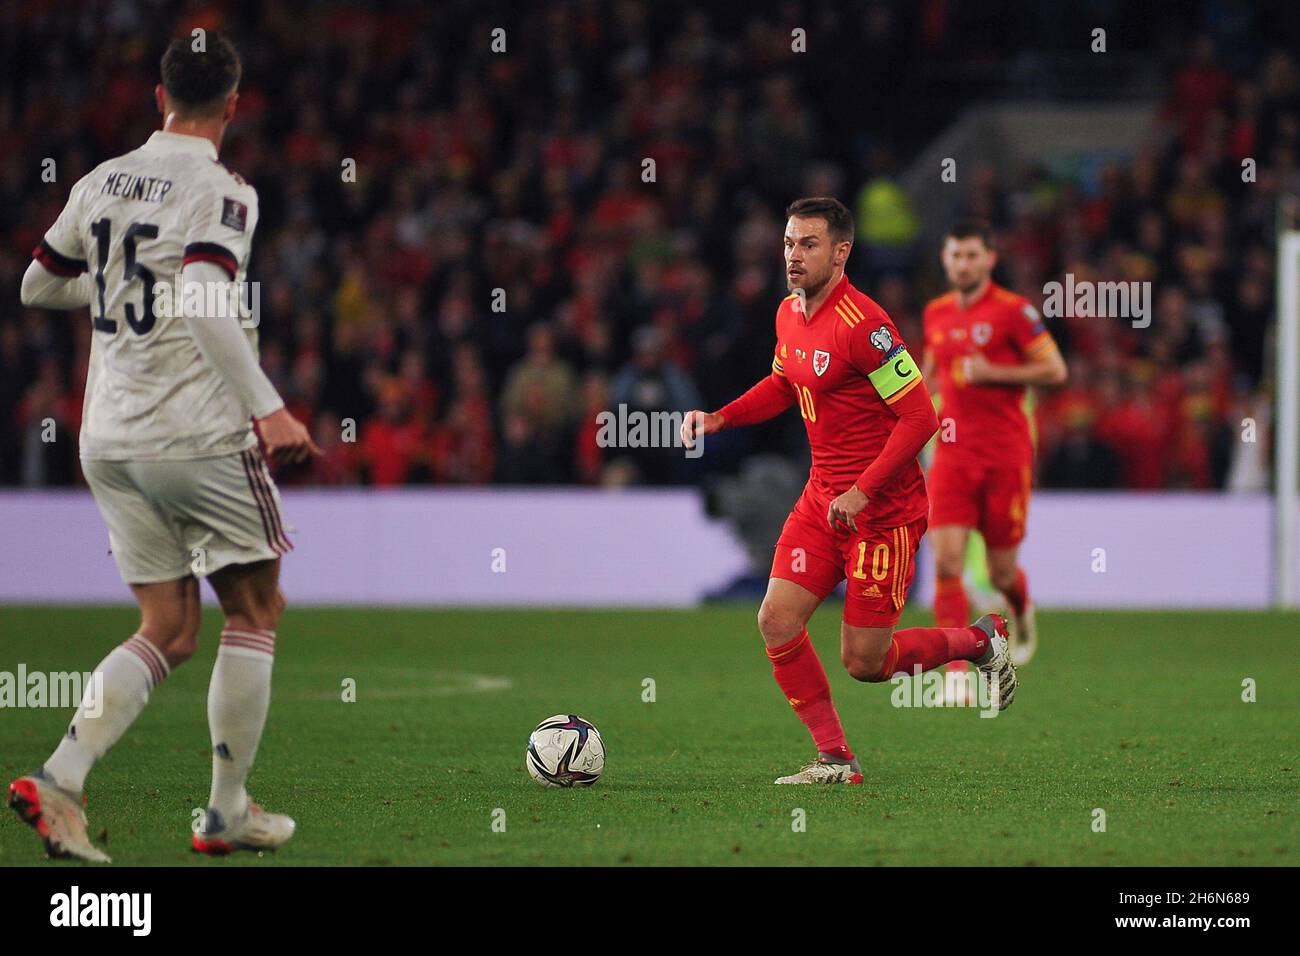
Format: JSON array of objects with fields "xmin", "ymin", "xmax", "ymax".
[
  {"xmin": 945, "ymin": 219, "xmax": 995, "ymax": 249},
  {"xmin": 160, "ymin": 33, "xmax": 241, "ymax": 116},
  {"xmin": 786, "ymin": 197, "xmax": 855, "ymax": 245}
]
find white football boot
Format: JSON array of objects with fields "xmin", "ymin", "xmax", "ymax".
[
  {"xmin": 972, "ymin": 613, "xmax": 1017, "ymax": 711},
  {"xmin": 192, "ymin": 801, "xmax": 295, "ymax": 855},
  {"xmin": 775, "ymin": 754, "xmax": 864, "ymax": 784},
  {"xmin": 8, "ymin": 770, "xmax": 111, "ymax": 863},
  {"xmin": 1010, "ymin": 601, "xmax": 1038, "ymax": 666}
]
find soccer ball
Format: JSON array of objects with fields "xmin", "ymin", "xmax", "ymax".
[{"xmin": 525, "ymin": 714, "xmax": 605, "ymax": 788}]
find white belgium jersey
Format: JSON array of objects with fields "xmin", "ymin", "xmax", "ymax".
[{"xmin": 36, "ymin": 130, "xmax": 261, "ymax": 461}]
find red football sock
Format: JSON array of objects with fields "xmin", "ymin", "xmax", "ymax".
[
  {"xmin": 1000, "ymin": 567, "xmax": 1029, "ymax": 617},
  {"xmin": 933, "ymin": 576, "xmax": 974, "ymax": 673},
  {"xmin": 767, "ymin": 630, "xmax": 853, "ymax": 761},
  {"xmin": 933, "ymin": 575, "xmax": 970, "ymax": 628},
  {"xmin": 871, "ymin": 625, "xmax": 991, "ymax": 681}
]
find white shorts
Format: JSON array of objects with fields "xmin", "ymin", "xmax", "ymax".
[{"xmin": 82, "ymin": 448, "xmax": 293, "ymax": 584}]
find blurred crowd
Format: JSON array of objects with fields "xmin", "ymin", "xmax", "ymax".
[{"xmin": 2, "ymin": 1, "xmax": 1297, "ymax": 491}]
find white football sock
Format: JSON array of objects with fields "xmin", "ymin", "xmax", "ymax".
[
  {"xmin": 206, "ymin": 628, "xmax": 275, "ymax": 823},
  {"xmin": 43, "ymin": 634, "xmax": 169, "ymax": 794}
]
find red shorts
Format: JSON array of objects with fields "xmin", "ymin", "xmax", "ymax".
[
  {"xmin": 928, "ymin": 453, "xmax": 1032, "ymax": 548},
  {"xmin": 771, "ymin": 488, "xmax": 927, "ymax": 628}
]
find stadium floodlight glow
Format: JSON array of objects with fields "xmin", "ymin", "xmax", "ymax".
[{"xmin": 1276, "ymin": 198, "xmax": 1300, "ymax": 608}]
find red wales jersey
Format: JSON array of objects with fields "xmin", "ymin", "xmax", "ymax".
[
  {"xmin": 772, "ymin": 275, "xmax": 929, "ymax": 527},
  {"xmin": 923, "ymin": 282, "xmax": 1058, "ymax": 463}
]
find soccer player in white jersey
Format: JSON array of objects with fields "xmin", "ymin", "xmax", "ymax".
[{"xmin": 10, "ymin": 34, "xmax": 318, "ymax": 861}]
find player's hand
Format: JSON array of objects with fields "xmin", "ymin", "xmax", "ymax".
[
  {"xmin": 827, "ymin": 486, "xmax": 869, "ymax": 533},
  {"xmin": 256, "ymin": 407, "xmax": 322, "ymax": 466},
  {"xmin": 961, "ymin": 352, "xmax": 997, "ymax": 385},
  {"xmin": 680, "ymin": 409, "xmax": 724, "ymax": 451}
]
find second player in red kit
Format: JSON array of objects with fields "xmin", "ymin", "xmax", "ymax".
[
  {"xmin": 923, "ymin": 221, "xmax": 1067, "ymax": 673},
  {"xmin": 683, "ymin": 199, "xmax": 1018, "ymax": 785}
]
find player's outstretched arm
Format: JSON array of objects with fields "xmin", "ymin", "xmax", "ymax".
[
  {"xmin": 963, "ymin": 348, "xmax": 1067, "ymax": 387},
  {"xmin": 680, "ymin": 370, "xmax": 794, "ymax": 449},
  {"xmin": 23, "ymin": 175, "xmax": 92, "ymax": 310},
  {"xmin": 179, "ymin": 260, "xmax": 320, "ymax": 464},
  {"xmin": 711, "ymin": 372, "xmax": 795, "ymax": 430},
  {"xmin": 257, "ymin": 407, "xmax": 321, "ymax": 465},
  {"xmin": 921, "ymin": 348, "xmax": 936, "ymax": 382},
  {"xmin": 679, "ymin": 409, "xmax": 724, "ymax": 450},
  {"xmin": 20, "ymin": 259, "xmax": 93, "ymax": 310}
]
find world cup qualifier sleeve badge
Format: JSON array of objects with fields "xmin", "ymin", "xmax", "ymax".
[
  {"xmin": 221, "ymin": 197, "xmax": 248, "ymax": 232},
  {"xmin": 869, "ymin": 325, "xmax": 893, "ymax": 353}
]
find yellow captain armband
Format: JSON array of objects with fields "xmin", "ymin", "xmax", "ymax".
[
  {"xmin": 869, "ymin": 347, "xmax": 923, "ymax": 405},
  {"xmin": 1025, "ymin": 331, "xmax": 1059, "ymax": 359}
]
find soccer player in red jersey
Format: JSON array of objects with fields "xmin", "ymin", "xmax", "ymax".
[
  {"xmin": 682, "ymin": 199, "xmax": 1017, "ymax": 784},
  {"xmin": 922, "ymin": 221, "xmax": 1067, "ymax": 675}
]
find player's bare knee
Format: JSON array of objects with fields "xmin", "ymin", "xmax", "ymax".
[
  {"xmin": 226, "ymin": 605, "xmax": 277, "ymax": 635},
  {"xmin": 252, "ymin": 586, "xmax": 286, "ymax": 631},
  {"xmin": 842, "ymin": 622, "xmax": 891, "ymax": 682},
  {"xmin": 989, "ymin": 565, "xmax": 1017, "ymax": 592},
  {"xmin": 844, "ymin": 648, "xmax": 888, "ymax": 682},
  {"xmin": 271, "ymin": 587, "xmax": 287, "ymax": 625},
  {"xmin": 229, "ymin": 587, "xmax": 283, "ymax": 633},
  {"xmin": 164, "ymin": 628, "xmax": 200, "ymax": 667},
  {"xmin": 141, "ymin": 614, "xmax": 200, "ymax": 667},
  {"xmin": 935, "ymin": 552, "xmax": 965, "ymax": 580},
  {"xmin": 845, "ymin": 658, "xmax": 877, "ymax": 682},
  {"xmin": 757, "ymin": 602, "xmax": 802, "ymax": 646}
]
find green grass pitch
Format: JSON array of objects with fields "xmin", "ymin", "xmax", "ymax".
[{"xmin": 0, "ymin": 605, "xmax": 1295, "ymax": 866}]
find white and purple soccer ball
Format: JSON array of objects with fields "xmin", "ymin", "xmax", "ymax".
[{"xmin": 526, "ymin": 714, "xmax": 605, "ymax": 788}]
